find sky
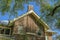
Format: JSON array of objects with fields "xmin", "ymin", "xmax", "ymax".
[
  {"xmin": 0, "ymin": 2, "xmax": 40, "ymax": 20},
  {"xmin": 0, "ymin": 0, "xmax": 56, "ymax": 20}
]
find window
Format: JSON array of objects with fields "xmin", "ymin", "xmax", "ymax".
[
  {"xmin": 0, "ymin": 28, "xmax": 4, "ymax": 34},
  {"xmin": 5, "ymin": 29, "xmax": 10, "ymax": 35},
  {"xmin": 0, "ymin": 28, "xmax": 11, "ymax": 35},
  {"xmin": 17, "ymin": 26, "xmax": 24, "ymax": 34}
]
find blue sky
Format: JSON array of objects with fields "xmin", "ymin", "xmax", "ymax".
[
  {"xmin": 0, "ymin": 2, "xmax": 40, "ymax": 20},
  {"xmin": 0, "ymin": 0, "xmax": 56, "ymax": 20}
]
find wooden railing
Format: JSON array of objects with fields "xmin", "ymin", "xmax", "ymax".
[
  {"xmin": 0, "ymin": 34, "xmax": 15, "ymax": 40},
  {"xmin": 26, "ymin": 32, "xmax": 45, "ymax": 40},
  {"xmin": 0, "ymin": 33, "xmax": 45, "ymax": 40},
  {"xmin": 36, "ymin": 36, "xmax": 45, "ymax": 40}
]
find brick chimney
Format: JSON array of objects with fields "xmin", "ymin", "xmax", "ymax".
[{"xmin": 28, "ymin": 5, "xmax": 33, "ymax": 11}]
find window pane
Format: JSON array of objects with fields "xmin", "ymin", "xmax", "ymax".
[
  {"xmin": 0, "ymin": 28, "xmax": 11, "ymax": 35},
  {"xmin": 1, "ymin": 29, "xmax": 4, "ymax": 34},
  {"xmin": 5, "ymin": 29, "xmax": 10, "ymax": 35},
  {"xmin": 18, "ymin": 26, "xmax": 24, "ymax": 34}
]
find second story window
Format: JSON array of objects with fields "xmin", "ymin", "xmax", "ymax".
[
  {"xmin": 17, "ymin": 26, "xmax": 24, "ymax": 35},
  {"xmin": 0, "ymin": 28, "xmax": 11, "ymax": 35}
]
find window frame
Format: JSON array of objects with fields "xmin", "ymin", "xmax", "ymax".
[{"xmin": 0, "ymin": 27, "xmax": 11, "ymax": 35}]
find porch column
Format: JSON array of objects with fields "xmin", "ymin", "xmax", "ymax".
[{"xmin": 45, "ymin": 32, "xmax": 53, "ymax": 40}]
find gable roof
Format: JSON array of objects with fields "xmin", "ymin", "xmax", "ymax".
[
  {"xmin": 10, "ymin": 10, "xmax": 50, "ymax": 30},
  {"xmin": 13, "ymin": 10, "xmax": 40, "ymax": 21}
]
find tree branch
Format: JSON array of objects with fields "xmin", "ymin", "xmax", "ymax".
[{"xmin": 51, "ymin": 5, "xmax": 60, "ymax": 16}]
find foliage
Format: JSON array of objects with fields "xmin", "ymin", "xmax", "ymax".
[
  {"xmin": 0, "ymin": 23, "xmax": 8, "ymax": 26},
  {"xmin": 56, "ymin": 35, "xmax": 60, "ymax": 40},
  {"xmin": 0, "ymin": 0, "xmax": 60, "ymax": 32},
  {"xmin": 0, "ymin": 0, "xmax": 53, "ymax": 15},
  {"xmin": 8, "ymin": 21, "xmax": 14, "ymax": 27},
  {"xmin": 56, "ymin": 19, "xmax": 60, "ymax": 29}
]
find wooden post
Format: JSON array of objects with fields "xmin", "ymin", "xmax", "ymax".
[
  {"xmin": 9, "ymin": 28, "xmax": 11, "ymax": 35},
  {"xmin": 4, "ymin": 29, "xmax": 6, "ymax": 35}
]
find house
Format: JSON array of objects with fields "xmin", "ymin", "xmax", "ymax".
[{"xmin": 0, "ymin": 5, "xmax": 55, "ymax": 40}]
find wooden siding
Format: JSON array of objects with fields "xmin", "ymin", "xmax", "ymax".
[
  {"xmin": 13, "ymin": 14, "xmax": 45, "ymax": 34},
  {"xmin": 13, "ymin": 17, "xmax": 24, "ymax": 34},
  {"xmin": 13, "ymin": 14, "xmax": 45, "ymax": 40}
]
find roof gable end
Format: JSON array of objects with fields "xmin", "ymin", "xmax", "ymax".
[{"xmin": 11, "ymin": 10, "xmax": 50, "ymax": 30}]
